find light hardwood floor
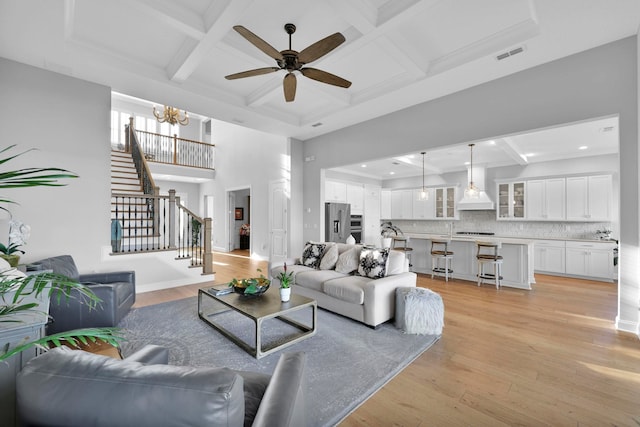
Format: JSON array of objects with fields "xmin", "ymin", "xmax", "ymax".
[{"xmin": 135, "ymin": 251, "xmax": 640, "ymax": 426}]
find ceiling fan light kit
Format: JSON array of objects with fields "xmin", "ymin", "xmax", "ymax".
[{"xmin": 225, "ymin": 23, "xmax": 351, "ymax": 102}]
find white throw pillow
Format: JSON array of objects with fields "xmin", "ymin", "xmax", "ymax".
[
  {"xmin": 335, "ymin": 247, "xmax": 360, "ymax": 274},
  {"xmin": 357, "ymin": 247, "xmax": 390, "ymax": 279},
  {"xmin": 319, "ymin": 243, "xmax": 339, "ymax": 270}
]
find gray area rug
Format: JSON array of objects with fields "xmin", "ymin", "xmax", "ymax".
[{"xmin": 118, "ymin": 296, "xmax": 439, "ymax": 426}]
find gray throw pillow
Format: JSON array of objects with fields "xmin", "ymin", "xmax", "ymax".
[
  {"xmin": 319, "ymin": 243, "xmax": 339, "ymax": 270},
  {"xmin": 335, "ymin": 247, "xmax": 360, "ymax": 274}
]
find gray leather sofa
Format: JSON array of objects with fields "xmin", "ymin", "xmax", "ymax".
[
  {"xmin": 29, "ymin": 255, "xmax": 135, "ymax": 334},
  {"xmin": 17, "ymin": 345, "xmax": 307, "ymax": 427}
]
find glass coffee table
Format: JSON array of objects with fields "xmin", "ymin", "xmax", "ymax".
[{"xmin": 197, "ymin": 285, "xmax": 317, "ymax": 359}]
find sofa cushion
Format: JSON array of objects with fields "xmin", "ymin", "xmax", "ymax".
[
  {"xmin": 335, "ymin": 247, "xmax": 361, "ymax": 274},
  {"xmin": 358, "ymin": 247, "xmax": 390, "ymax": 279},
  {"xmin": 17, "ymin": 347, "xmax": 245, "ymax": 427},
  {"xmin": 295, "ymin": 270, "xmax": 346, "ymax": 292},
  {"xmin": 323, "ymin": 276, "xmax": 370, "ymax": 304},
  {"xmin": 319, "ymin": 243, "xmax": 339, "ymax": 270},
  {"xmin": 386, "ymin": 250, "xmax": 406, "ymax": 275},
  {"xmin": 299, "ymin": 242, "xmax": 326, "ymax": 269},
  {"xmin": 236, "ymin": 370, "xmax": 271, "ymax": 427}
]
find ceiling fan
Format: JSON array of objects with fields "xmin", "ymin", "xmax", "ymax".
[{"xmin": 225, "ymin": 23, "xmax": 352, "ymax": 102}]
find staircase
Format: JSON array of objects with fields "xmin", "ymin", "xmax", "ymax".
[{"xmin": 110, "ymin": 151, "xmax": 157, "ymax": 246}]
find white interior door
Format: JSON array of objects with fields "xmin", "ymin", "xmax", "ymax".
[
  {"xmin": 269, "ymin": 179, "xmax": 288, "ymax": 265},
  {"xmin": 228, "ymin": 191, "xmax": 236, "ymax": 252}
]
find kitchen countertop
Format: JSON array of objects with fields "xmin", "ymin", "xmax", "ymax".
[{"xmin": 403, "ymin": 233, "xmax": 617, "ymax": 245}]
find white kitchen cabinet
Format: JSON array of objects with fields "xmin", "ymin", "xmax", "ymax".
[
  {"xmin": 391, "ymin": 190, "xmax": 413, "ymax": 219},
  {"xmin": 565, "ymin": 175, "xmax": 612, "ymax": 221},
  {"xmin": 363, "ymin": 184, "xmax": 381, "ymax": 246},
  {"xmin": 346, "ymin": 184, "xmax": 364, "ymax": 215},
  {"xmin": 497, "ymin": 182, "xmax": 525, "ymax": 220},
  {"xmin": 565, "ymin": 240, "xmax": 616, "ymax": 281},
  {"xmin": 534, "ymin": 240, "xmax": 566, "ymax": 274},
  {"xmin": 325, "ymin": 180, "xmax": 347, "ymax": 202},
  {"xmin": 412, "ymin": 188, "xmax": 435, "ymax": 219},
  {"xmin": 381, "ymin": 190, "xmax": 391, "ymax": 219},
  {"xmin": 526, "ymin": 178, "xmax": 565, "ymax": 221},
  {"xmin": 435, "ymin": 187, "xmax": 457, "ymax": 219}
]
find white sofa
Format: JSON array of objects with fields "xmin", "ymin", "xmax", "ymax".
[{"xmin": 270, "ymin": 242, "xmax": 417, "ymax": 328}]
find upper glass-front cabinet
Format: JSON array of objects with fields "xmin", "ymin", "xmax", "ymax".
[
  {"xmin": 435, "ymin": 187, "xmax": 457, "ymax": 219},
  {"xmin": 497, "ymin": 182, "xmax": 525, "ymax": 220}
]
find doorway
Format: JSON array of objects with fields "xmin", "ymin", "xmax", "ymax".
[{"xmin": 227, "ymin": 188, "xmax": 251, "ymax": 253}]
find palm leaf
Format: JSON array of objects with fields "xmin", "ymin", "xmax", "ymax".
[
  {"xmin": 0, "ymin": 145, "xmax": 77, "ymax": 209},
  {"xmin": 0, "ymin": 327, "xmax": 122, "ymax": 362}
]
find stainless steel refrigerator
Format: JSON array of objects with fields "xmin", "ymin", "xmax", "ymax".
[{"xmin": 325, "ymin": 202, "xmax": 351, "ymax": 243}]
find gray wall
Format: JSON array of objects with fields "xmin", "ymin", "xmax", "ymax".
[
  {"xmin": 0, "ymin": 57, "xmax": 111, "ymax": 269},
  {"xmin": 302, "ymin": 37, "xmax": 639, "ymax": 333}
]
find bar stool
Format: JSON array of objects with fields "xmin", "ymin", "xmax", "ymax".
[
  {"xmin": 431, "ymin": 239, "xmax": 454, "ymax": 281},
  {"xmin": 392, "ymin": 236, "xmax": 413, "ymax": 270},
  {"xmin": 476, "ymin": 241, "xmax": 503, "ymax": 289}
]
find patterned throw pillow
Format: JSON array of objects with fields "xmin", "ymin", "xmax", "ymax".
[
  {"xmin": 357, "ymin": 247, "xmax": 390, "ymax": 279},
  {"xmin": 300, "ymin": 242, "xmax": 327, "ymax": 269}
]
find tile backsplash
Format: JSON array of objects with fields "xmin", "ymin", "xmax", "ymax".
[{"xmin": 390, "ymin": 210, "xmax": 614, "ymax": 241}]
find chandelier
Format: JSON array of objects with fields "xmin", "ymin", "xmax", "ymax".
[
  {"xmin": 464, "ymin": 143, "xmax": 479, "ymax": 199},
  {"xmin": 153, "ymin": 105, "xmax": 189, "ymax": 126}
]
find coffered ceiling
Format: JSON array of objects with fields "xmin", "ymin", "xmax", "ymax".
[{"xmin": 0, "ymin": 0, "xmax": 638, "ymax": 141}]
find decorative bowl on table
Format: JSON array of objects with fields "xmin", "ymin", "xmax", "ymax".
[{"xmin": 231, "ymin": 278, "xmax": 270, "ymax": 297}]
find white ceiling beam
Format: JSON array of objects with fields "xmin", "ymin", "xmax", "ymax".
[
  {"xmin": 167, "ymin": 0, "xmax": 257, "ymax": 83},
  {"xmin": 500, "ymin": 137, "xmax": 529, "ymax": 165},
  {"xmin": 128, "ymin": 0, "xmax": 206, "ymax": 40},
  {"xmin": 63, "ymin": 0, "xmax": 76, "ymax": 40},
  {"xmin": 429, "ymin": 18, "xmax": 540, "ymax": 76},
  {"xmin": 326, "ymin": 0, "xmax": 377, "ymax": 33}
]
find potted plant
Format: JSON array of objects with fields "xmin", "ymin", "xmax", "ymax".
[
  {"xmin": 0, "ymin": 242, "xmax": 24, "ymax": 267},
  {"xmin": 0, "ymin": 145, "xmax": 120, "ymax": 361},
  {"xmin": 276, "ymin": 263, "xmax": 294, "ymax": 302},
  {"xmin": 380, "ymin": 221, "xmax": 402, "ymax": 248}
]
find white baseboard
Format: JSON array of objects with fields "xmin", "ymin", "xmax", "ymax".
[{"xmin": 615, "ymin": 316, "xmax": 639, "ymax": 335}]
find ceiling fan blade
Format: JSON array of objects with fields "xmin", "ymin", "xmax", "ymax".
[
  {"xmin": 301, "ymin": 68, "xmax": 351, "ymax": 88},
  {"xmin": 283, "ymin": 73, "xmax": 297, "ymax": 102},
  {"xmin": 233, "ymin": 25, "xmax": 283, "ymax": 61},
  {"xmin": 298, "ymin": 32, "xmax": 346, "ymax": 64},
  {"xmin": 225, "ymin": 67, "xmax": 280, "ymax": 80}
]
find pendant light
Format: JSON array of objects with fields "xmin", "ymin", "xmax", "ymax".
[
  {"xmin": 419, "ymin": 151, "xmax": 429, "ymax": 200},
  {"xmin": 464, "ymin": 143, "xmax": 479, "ymax": 199}
]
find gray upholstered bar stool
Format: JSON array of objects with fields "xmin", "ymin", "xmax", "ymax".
[
  {"xmin": 430, "ymin": 239, "xmax": 454, "ymax": 281},
  {"xmin": 476, "ymin": 241, "xmax": 503, "ymax": 289},
  {"xmin": 392, "ymin": 236, "xmax": 413, "ymax": 270}
]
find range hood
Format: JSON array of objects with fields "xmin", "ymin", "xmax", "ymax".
[{"xmin": 457, "ymin": 165, "xmax": 495, "ymax": 211}]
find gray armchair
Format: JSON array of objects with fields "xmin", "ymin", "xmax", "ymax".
[
  {"xmin": 17, "ymin": 346, "xmax": 307, "ymax": 427},
  {"xmin": 29, "ymin": 255, "xmax": 135, "ymax": 334}
]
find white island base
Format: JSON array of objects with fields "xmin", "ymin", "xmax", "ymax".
[{"xmin": 405, "ymin": 234, "xmax": 535, "ymax": 290}]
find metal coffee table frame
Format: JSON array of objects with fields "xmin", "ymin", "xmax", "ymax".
[{"xmin": 198, "ymin": 286, "xmax": 317, "ymax": 359}]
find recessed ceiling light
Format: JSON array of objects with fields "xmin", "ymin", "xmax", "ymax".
[
  {"xmin": 360, "ymin": 164, "xmax": 367, "ymax": 168},
  {"xmin": 389, "ymin": 171, "xmax": 395, "ymax": 175},
  {"xmin": 579, "ymin": 146, "xmax": 588, "ymax": 150},
  {"xmin": 407, "ymin": 155, "xmax": 415, "ymax": 159},
  {"xmin": 488, "ymin": 140, "xmax": 496, "ymax": 145}
]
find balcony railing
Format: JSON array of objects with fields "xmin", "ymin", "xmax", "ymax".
[{"xmin": 134, "ymin": 129, "xmax": 215, "ymax": 170}]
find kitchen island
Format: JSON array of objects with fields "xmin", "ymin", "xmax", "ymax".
[{"xmin": 403, "ymin": 233, "xmax": 535, "ymax": 290}]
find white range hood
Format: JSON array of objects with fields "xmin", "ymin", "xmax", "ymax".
[{"xmin": 457, "ymin": 166, "xmax": 495, "ymax": 211}]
